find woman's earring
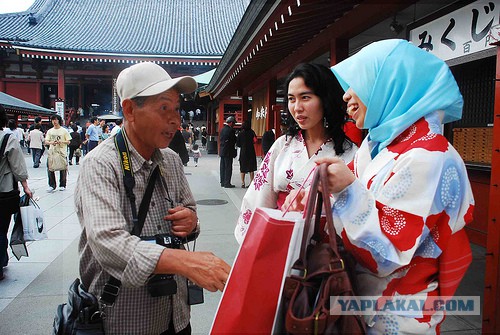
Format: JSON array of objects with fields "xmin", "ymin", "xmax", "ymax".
[{"xmin": 323, "ymin": 117, "xmax": 329, "ymax": 128}]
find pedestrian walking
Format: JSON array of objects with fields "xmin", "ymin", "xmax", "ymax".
[
  {"xmin": 191, "ymin": 143, "xmax": 201, "ymax": 167},
  {"xmin": 45, "ymin": 114, "xmax": 70, "ymax": 192},
  {"xmin": 85, "ymin": 117, "xmax": 100, "ymax": 151},
  {"xmin": 28, "ymin": 123, "xmax": 44, "ymax": 168},
  {"xmin": 0, "ymin": 105, "xmax": 33, "ymax": 280},
  {"xmin": 236, "ymin": 120, "xmax": 257, "ymax": 188},
  {"xmin": 68, "ymin": 124, "xmax": 82, "ymax": 165}
]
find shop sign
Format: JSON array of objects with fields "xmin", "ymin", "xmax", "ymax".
[
  {"xmin": 55, "ymin": 100, "xmax": 64, "ymax": 121},
  {"xmin": 409, "ymin": 0, "xmax": 499, "ymax": 61}
]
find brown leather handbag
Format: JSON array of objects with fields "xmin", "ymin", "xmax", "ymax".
[{"xmin": 281, "ymin": 163, "xmax": 366, "ymax": 334}]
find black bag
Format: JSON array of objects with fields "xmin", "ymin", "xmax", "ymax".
[
  {"xmin": 53, "ymin": 278, "xmax": 104, "ymax": 335},
  {"xmin": 0, "ymin": 189, "xmax": 20, "ymax": 215},
  {"xmin": 9, "ymin": 194, "xmax": 30, "ymax": 260}
]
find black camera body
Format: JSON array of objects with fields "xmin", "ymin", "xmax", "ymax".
[
  {"xmin": 155, "ymin": 233, "xmax": 185, "ymax": 249},
  {"xmin": 144, "ymin": 232, "xmax": 198, "ymax": 297},
  {"xmin": 147, "ymin": 274, "xmax": 177, "ymax": 297}
]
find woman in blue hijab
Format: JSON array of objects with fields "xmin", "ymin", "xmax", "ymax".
[{"xmin": 288, "ymin": 40, "xmax": 476, "ymax": 334}]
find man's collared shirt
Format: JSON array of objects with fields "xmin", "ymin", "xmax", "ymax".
[
  {"xmin": 75, "ymin": 135, "xmax": 196, "ymax": 334},
  {"xmin": 86, "ymin": 124, "xmax": 100, "ymax": 141}
]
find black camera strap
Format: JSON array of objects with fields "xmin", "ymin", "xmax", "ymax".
[
  {"xmin": 99, "ymin": 129, "xmax": 159, "ymax": 307},
  {"xmin": 0, "ymin": 133, "xmax": 11, "ymax": 158}
]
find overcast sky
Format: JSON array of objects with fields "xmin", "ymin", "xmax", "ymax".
[{"xmin": 0, "ymin": 0, "xmax": 35, "ymax": 14}]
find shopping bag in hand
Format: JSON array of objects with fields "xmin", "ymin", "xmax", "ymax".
[
  {"xmin": 10, "ymin": 194, "xmax": 30, "ymax": 260},
  {"xmin": 22, "ymin": 198, "xmax": 47, "ymax": 241},
  {"xmin": 210, "ymin": 207, "xmax": 304, "ymax": 334}
]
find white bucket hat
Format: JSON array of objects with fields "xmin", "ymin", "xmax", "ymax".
[{"xmin": 116, "ymin": 62, "xmax": 197, "ymax": 106}]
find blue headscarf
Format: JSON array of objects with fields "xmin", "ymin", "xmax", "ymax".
[{"xmin": 331, "ymin": 39, "xmax": 463, "ymax": 157}]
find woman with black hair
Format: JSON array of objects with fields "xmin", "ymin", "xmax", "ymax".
[
  {"xmin": 236, "ymin": 120, "xmax": 258, "ymax": 188},
  {"xmin": 234, "ymin": 63, "xmax": 357, "ymax": 243}
]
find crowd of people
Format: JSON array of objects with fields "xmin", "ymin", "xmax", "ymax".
[
  {"xmin": 1, "ymin": 114, "xmax": 124, "ymax": 194},
  {"xmin": 0, "ymin": 39, "xmax": 477, "ymax": 334}
]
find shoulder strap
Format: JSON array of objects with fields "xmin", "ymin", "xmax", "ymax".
[
  {"xmin": 114, "ymin": 130, "xmax": 137, "ymax": 227},
  {"xmin": 101, "ymin": 130, "xmax": 160, "ymax": 307},
  {"xmin": 134, "ymin": 166, "xmax": 160, "ymax": 236},
  {"xmin": 0, "ymin": 133, "xmax": 11, "ymax": 158}
]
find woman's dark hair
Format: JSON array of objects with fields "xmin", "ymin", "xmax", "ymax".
[
  {"xmin": 242, "ymin": 120, "xmax": 251, "ymax": 130},
  {"xmin": 0, "ymin": 105, "xmax": 7, "ymax": 129},
  {"xmin": 8, "ymin": 119, "xmax": 16, "ymax": 131},
  {"xmin": 283, "ymin": 63, "xmax": 350, "ymax": 155},
  {"xmin": 71, "ymin": 125, "xmax": 78, "ymax": 132}
]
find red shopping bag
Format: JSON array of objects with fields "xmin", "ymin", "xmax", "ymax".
[{"xmin": 211, "ymin": 207, "xmax": 303, "ymax": 334}]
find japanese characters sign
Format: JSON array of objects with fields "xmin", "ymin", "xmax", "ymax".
[
  {"xmin": 409, "ymin": 0, "xmax": 499, "ymax": 61},
  {"xmin": 55, "ymin": 101, "xmax": 64, "ymax": 121}
]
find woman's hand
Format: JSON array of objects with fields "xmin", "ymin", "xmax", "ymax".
[
  {"xmin": 282, "ymin": 188, "xmax": 308, "ymax": 213},
  {"xmin": 315, "ymin": 157, "xmax": 356, "ymax": 194}
]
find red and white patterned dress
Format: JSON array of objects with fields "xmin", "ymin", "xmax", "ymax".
[
  {"xmin": 234, "ymin": 131, "xmax": 356, "ymax": 244},
  {"xmin": 332, "ymin": 113, "xmax": 474, "ymax": 334}
]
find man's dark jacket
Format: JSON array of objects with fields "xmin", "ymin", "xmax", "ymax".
[{"xmin": 219, "ymin": 124, "xmax": 237, "ymax": 158}]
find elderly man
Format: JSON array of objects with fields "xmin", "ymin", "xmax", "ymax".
[{"xmin": 75, "ymin": 62, "xmax": 230, "ymax": 334}]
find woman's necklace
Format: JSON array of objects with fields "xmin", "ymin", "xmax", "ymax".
[{"xmin": 304, "ymin": 133, "xmax": 326, "ymax": 158}]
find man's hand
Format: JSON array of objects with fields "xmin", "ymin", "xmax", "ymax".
[
  {"xmin": 157, "ymin": 249, "xmax": 231, "ymax": 292},
  {"xmin": 164, "ymin": 206, "xmax": 197, "ymax": 237}
]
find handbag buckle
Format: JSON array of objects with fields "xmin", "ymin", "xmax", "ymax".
[
  {"xmin": 314, "ymin": 312, "xmax": 320, "ymax": 335},
  {"xmin": 329, "ymin": 258, "xmax": 344, "ymax": 271}
]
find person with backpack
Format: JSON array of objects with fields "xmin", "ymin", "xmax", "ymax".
[{"xmin": 0, "ymin": 105, "xmax": 32, "ymax": 280}]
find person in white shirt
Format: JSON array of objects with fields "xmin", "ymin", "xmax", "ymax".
[
  {"xmin": 45, "ymin": 115, "xmax": 71, "ymax": 192},
  {"xmin": 109, "ymin": 118, "xmax": 122, "ymax": 136},
  {"xmin": 28, "ymin": 124, "xmax": 44, "ymax": 168}
]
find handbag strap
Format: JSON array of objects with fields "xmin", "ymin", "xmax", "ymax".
[
  {"xmin": 0, "ymin": 133, "xmax": 11, "ymax": 158},
  {"xmin": 297, "ymin": 163, "xmax": 341, "ymax": 273},
  {"xmin": 99, "ymin": 130, "xmax": 160, "ymax": 307}
]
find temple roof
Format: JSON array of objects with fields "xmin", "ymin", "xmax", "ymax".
[
  {"xmin": 0, "ymin": 92, "xmax": 53, "ymax": 115},
  {"xmin": 0, "ymin": 0, "xmax": 249, "ymax": 61}
]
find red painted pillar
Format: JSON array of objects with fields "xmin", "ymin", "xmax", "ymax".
[
  {"xmin": 265, "ymin": 78, "xmax": 277, "ymax": 131},
  {"xmin": 57, "ymin": 67, "xmax": 65, "ymax": 102},
  {"xmin": 242, "ymin": 95, "xmax": 249, "ymax": 123},
  {"xmin": 35, "ymin": 82, "xmax": 42, "ymax": 105},
  {"xmin": 483, "ymin": 42, "xmax": 500, "ymax": 334}
]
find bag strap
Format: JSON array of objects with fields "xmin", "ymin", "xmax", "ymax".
[
  {"xmin": 0, "ymin": 133, "xmax": 11, "ymax": 158},
  {"xmin": 0, "ymin": 133, "xmax": 18, "ymax": 191},
  {"xmin": 99, "ymin": 130, "xmax": 160, "ymax": 307},
  {"xmin": 296, "ymin": 163, "xmax": 341, "ymax": 273}
]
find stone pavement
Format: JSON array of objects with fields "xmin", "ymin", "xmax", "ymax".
[{"xmin": 0, "ymin": 147, "xmax": 485, "ymax": 334}]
